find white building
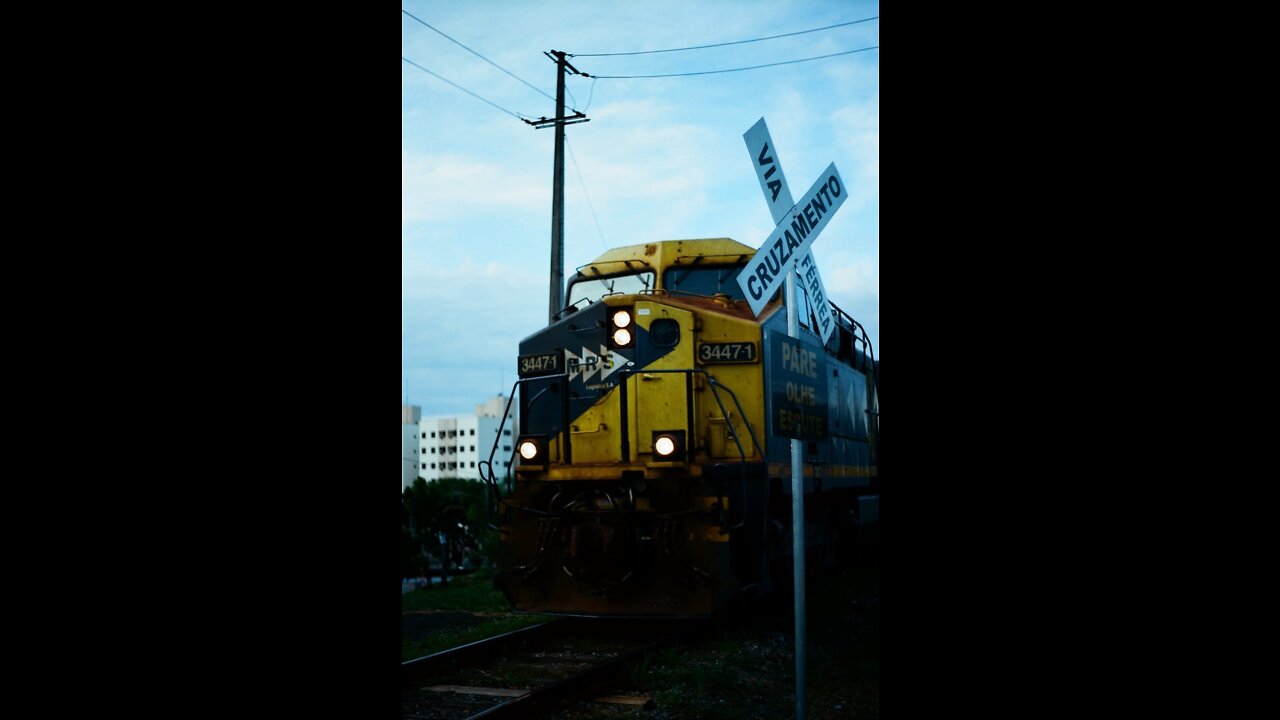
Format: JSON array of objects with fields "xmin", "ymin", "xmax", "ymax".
[
  {"xmin": 417, "ymin": 394, "xmax": 518, "ymax": 481},
  {"xmin": 402, "ymin": 404, "xmax": 422, "ymax": 492}
]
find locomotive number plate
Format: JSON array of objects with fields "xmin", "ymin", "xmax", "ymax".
[
  {"xmin": 697, "ymin": 342, "xmax": 757, "ymax": 364},
  {"xmin": 518, "ymin": 352, "xmax": 560, "ymax": 377}
]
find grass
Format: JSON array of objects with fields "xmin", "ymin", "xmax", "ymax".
[
  {"xmin": 621, "ymin": 561, "xmax": 879, "ymax": 719},
  {"xmin": 401, "ymin": 567, "xmax": 511, "ymax": 613},
  {"xmin": 401, "ymin": 561, "xmax": 879, "ymax": 718},
  {"xmin": 402, "ymin": 614, "xmax": 551, "ymax": 661},
  {"xmin": 401, "ymin": 567, "xmax": 551, "ymax": 661},
  {"xmin": 630, "ymin": 636, "xmax": 794, "ymax": 720}
]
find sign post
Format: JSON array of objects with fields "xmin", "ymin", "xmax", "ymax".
[{"xmin": 741, "ymin": 117, "xmax": 846, "ymax": 720}]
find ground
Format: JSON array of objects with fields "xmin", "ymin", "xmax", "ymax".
[{"xmin": 403, "ymin": 558, "xmax": 878, "ymax": 719}]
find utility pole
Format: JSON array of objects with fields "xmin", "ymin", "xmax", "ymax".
[{"xmin": 526, "ymin": 50, "xmax": 589, "ymax": 324}]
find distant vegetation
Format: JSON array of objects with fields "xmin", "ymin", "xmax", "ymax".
[{"xmin": 402, "ymin": 477, "xmax": 499, "ymax": 578}]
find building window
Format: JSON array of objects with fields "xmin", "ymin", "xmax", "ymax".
[
  {"xmin": 503, "ymin": 429, "xmax": 511, "ymax": 436},
  {"xmin": 430, "ymin": 431, "xmax": 435, "ymax": 438},
  {"xmin": 421, "ymin": 463, "xmax": 426, "ymax": 469},
  {"xmin": 503, "ymin": 445, "xmax": 510, "ymax": 452},
  {"xmin": 470, "ymin": 445, "xmax": 475, "ymax": 452},
  {"xmin": 421, "ymin": 432, "xmax": 426, "ymax": 438},
  {"xmin": 470, "ymin": 429, "xmax": 475, "ymax": 435},
  {"xmin": 430, "ymin": 448, "xmax": 435, "ymax": 454},
  {"xmin": 430, "ymin": 463, "xmax": 436, "ymax": 469},
  {"xmin": 503, "ymin": 461, "xmax": 509, "ymax": 468},
  {"xmin": 470, "ymin": 461, "xmax": 475, "ymax": 468}
]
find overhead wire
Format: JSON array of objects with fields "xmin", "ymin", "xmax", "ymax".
[
  {"xmin": 580, "ymin": 77, "xmax": 598, "ymax": 113},
  {"xmin": 566, "ymin": 137, "xmax": 608, "ymax": 251},
  {"xmin": 582, "ymin": 45, "xmax": 879, "ymax": 79},
  {"xmin": 402, "ymin": 9, "xmax": 582, "ymax": 113},
  {"xmin": 571, "ymin": 15, "xmax": 878, "ymax": 57},
  {"xmin": 401, "ymin": 56, "xmax": 534, "ymax": 120}
]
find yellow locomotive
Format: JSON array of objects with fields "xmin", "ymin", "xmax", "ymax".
[{"xmin": 485, "ymin": 238, "xmax": 878, "ymax": 617}]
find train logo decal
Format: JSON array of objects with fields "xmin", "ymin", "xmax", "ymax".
[{"xmin": 564, "ymin": 345, "xmax": 628, "ymax": 384}]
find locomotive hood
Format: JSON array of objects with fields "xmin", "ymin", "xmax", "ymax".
[{"xmin": 517, "ymin": 298, "xmax": 682, "ymax": 432}]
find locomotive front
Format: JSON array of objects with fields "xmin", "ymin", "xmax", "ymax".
[{"xmin": 493, "ymin": 239, "xmax": 768, "ymax": 617}]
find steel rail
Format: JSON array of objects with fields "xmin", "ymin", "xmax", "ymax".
[{"xmin": 401, "ymin": 619, "xmax": 566, "ymax": 689}]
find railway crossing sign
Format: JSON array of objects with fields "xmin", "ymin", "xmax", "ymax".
[
  {"xmin": 737, "ymin": 118, "xmax": 843, "ymax": 345},
  {"xmin": 740, "ymin": 116, "xmax": 843, "ymax": 720}
]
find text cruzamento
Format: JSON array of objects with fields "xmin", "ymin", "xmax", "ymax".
[{"xmin": 736, "ymin": 163, "xmax": 846, "ymax": 316}]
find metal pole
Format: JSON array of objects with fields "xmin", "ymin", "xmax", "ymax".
[
  {"xmin": 786, "ymin": 271, "xmax": 806, "ymax": 720},
  {"xmin": 548, "ymin": 50, "xmax": 566, "ymax": 324}
]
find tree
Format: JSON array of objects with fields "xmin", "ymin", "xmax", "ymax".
[{"xmin": 401, "ymin": 477, "xmax": 499, "ymax": 578}]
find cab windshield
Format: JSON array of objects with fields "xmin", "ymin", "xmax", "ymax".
[
  {"xmin": 567, "ymin": 271, "xmax": 655, "ymax": 307},
  {"xmin": 662, "ymin": 265, "xmax": 748, "ymax": 300}
]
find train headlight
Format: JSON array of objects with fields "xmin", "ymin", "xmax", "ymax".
[
  {"xmin": 518, "ymin": 441, "xmax": 540, "ymax": 460},
  {"xmin": 608, "ymin": 307, "xmax": 635, "ymax": 348},
  {"xmin": 651, "ymin": 430, "xmax": 685, "ymax": 461}
]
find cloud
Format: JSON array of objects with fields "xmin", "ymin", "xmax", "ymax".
[
  {"xmin": 402, "ymin": 257, "xmax": 547, "ymax": 414},
  {"xmin": 831, "ymin": 99, "xmax": 879, "ymax": 209},
  {"xmin": 822, "ymin": 256, "xmax": 879, "ymax": 301},
  {"xmin": 402, "ymin": 0, "xmax": 883, "ymax": 405},
  {"xmin": 402, "ymin": 150, "xmax": 548, "ymax": 225}
]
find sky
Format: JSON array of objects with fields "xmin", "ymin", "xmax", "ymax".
[{"xmin": 403, "ymin": 0, "xmax": 879, "ymax": 416}]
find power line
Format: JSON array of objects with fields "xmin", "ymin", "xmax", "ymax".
[
  {"xmin": 580, "ymin": 77, "xmax": 598, "ymax": 113},
  {"xmin": 582, "ymin": 45, "xmax": 879, "ymax": 79},
  {"xmin": 571, "ymin": 15, "xmax": 878, "ymax": 57},
  {"xmin": 566, "ymin": 137, "xmax": 608, "ymax": 252},
  {"xmin": 402, "ymin": 56, "xmax": 532, "ymax": 120},
  {"xmin": 402, "ymin": 9, "xmax": 582, "ymax": 113}
]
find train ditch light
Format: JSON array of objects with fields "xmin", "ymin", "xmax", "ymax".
[
  {"xmin": 651, "ymin": 430, "xmax": 686, "ymax": 461},
  {"xmin": 516, "ymin": 435, "xmax": 548, "ymax": 470}
]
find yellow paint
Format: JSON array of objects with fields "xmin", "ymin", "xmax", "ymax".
[
  {"xmin": 575, "ymin": 238, "xmax": 757, "ymax": 281},
  {"xmin": 564, "ymin": 393, "xmax": 624, "ymax": 464},
  {"xmin": 532, "ymin": 239, "xmax": 775, "ymax": 478},
  {"xmin": 690, "ymin": 525, "xmax": 730, "ymax": 542},
  {"xmin": 690, "ymin": 306, "xmax": 766, "ymax": 463},
  {"xmin": 632, "ymin": 299, "xmax": 695, "ymax": 466}
]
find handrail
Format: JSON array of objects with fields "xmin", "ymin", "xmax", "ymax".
[{"xmin": 478, "ymin": 373, "xmax": 569, "ymax": 530}]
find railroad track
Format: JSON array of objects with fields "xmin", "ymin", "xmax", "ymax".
[{"xmin": 402, "ymin": 617, "xmax": 702, "ymax": 719}]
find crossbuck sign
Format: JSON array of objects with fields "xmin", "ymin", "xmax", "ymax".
[{"xmin": 736, "ymin": 118, "xmax": 844, "ymax": 345}]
